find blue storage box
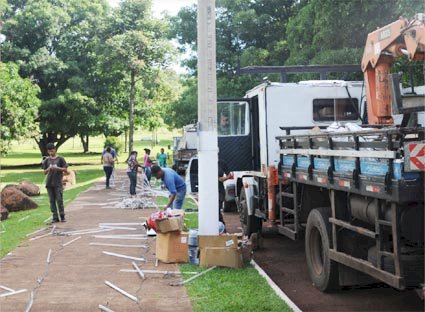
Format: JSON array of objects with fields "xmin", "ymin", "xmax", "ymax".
[{"xmin": 281, "ymin": 154, "xmax": 419, "ymax": 180}]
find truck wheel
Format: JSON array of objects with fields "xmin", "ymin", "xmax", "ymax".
[
  {"xmin": 239, "ymin": 188, "xmax": 261, "ymax": 237},
  {"xmin": 305, "ymin": 207, "xmax": 339, "ymax": 292}
]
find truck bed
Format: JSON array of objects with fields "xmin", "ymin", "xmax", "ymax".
[{"xmin": 277, "ymin": 126, "xmax": 424, "ymax": 203}]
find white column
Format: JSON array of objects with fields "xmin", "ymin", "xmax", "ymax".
[{"xmin": 197, "ymin": 0, "xmax": 218, "ymax": 235}]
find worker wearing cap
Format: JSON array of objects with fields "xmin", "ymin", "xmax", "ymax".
[
  {"xmin": 42, "ymin": 143, "xmax": 68, "ymax": 222},
  {"xmin": 151, "ymin": 165, "xmax": 186, "ymax": 209}
]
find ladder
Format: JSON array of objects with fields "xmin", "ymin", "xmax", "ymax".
[{"xmin": 278, "ymin": 181, "xmax": 299, "ymax": 240}]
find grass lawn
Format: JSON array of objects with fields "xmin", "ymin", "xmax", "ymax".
[
  {"xmin": 2, "ymin": 128, "xmax": 178, "ymax": 168},
  {"xmin": 152, "ymin": 196, "xmax": 291, "ymax": 311},
  {"xmin": 0, "ymin": 129, "xmax": 181, "ymax": 258},
  {"xmin": 180, "ymin": 264, "xmax": 292, "ymax": 312},
  {"xmin": 0, "ymin": 165, "xmax": 104, "ymax": 258}
]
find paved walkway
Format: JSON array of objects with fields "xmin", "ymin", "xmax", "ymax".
[{"xmin": 0, "ymin": 171, "xmax": 192, "ymax": 312}]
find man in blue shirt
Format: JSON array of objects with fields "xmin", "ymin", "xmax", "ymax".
[{"xmin": 151, "ymin": 165, "xmax": 186, "ymax": 209}]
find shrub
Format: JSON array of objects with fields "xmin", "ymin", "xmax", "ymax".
[{"xmin": 104, "ymin": 136, "xmax": 123, "ymax": 154}]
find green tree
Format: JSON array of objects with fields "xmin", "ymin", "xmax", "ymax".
[
  {"xmin": 104, "ymin": 0, "xmax": 174, "ymax": 153},
  {"xmin": 0, "ymin": 62, "xmax": 41, "ymax": 154},
  {"xmin": 1, "ymin": 0, "xmax": 111, "ymax": 155},
  {"xmin": 163, "ymin": 77, "xmax": 197, "ymax": 129},
  {"xmin": 169, "ymin": 0, "xmax": 299, "ymax": 126},
  {"xmin": 285, "ymin": 0, "xmax": 424, "ymax": 81}
]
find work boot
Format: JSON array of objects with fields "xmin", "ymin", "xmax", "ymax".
[
  {"xmin": 51, "ymin": 217, "xmax": 60, "ymax": 223},
  {"xmin": 60, "ymin": 215, "xmax": 66, "ymax": 222}
]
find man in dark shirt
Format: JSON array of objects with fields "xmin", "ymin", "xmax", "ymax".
[
  {"xmin": 42, "ymin": 143, "xmax": 68, "ymax": 222},
  {"xmin": 218, "ymin": 159, "xmax": 231, "ymax": 224}
]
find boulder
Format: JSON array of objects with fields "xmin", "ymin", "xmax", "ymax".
[
  {"xmin": 17, "ymin": 181, "xmax": 40, "ymax": 196},
  {"xmin": 0, "ymin": 204, "xmax": 9, "ymax": 221},
  {"xmin": 1, "ymin": 186, "xmax": 38, "ymax": 212},
  {"xmin": 62, "ymin": 170, "xmax": 76, "ymax": 189}
]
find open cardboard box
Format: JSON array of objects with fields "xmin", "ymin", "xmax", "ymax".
[
  {"xmin": 198, "ymin": 235, "xmax": 238, "ymax": 249},
  {"xmin": 155, "ymin": 213, "xmax": 184, "ymax": 233},
  {"xmin": 200, "ymin": 247, "xmax": 242, "ymax": 268}
]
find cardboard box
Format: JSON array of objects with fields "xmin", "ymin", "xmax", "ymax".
[
  {"xmin": 198, "ymin": 235, "xmax": 238, "ymax": 249},
  {"xmin": 155, "ymin": 215, "xmax": 184, "ymax": 233},
  {"xmin": 200, "ymin": 247, "xmax": 242, "ymax": 268},
  {"xmin": 156, "ymin": 232, "xmax": 188, "ymax": 263}
]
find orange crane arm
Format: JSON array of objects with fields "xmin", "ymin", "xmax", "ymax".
[{"xmin": 361, "ymin": 14, "xmax": 425, "ymax": 125}]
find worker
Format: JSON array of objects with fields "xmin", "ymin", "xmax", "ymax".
[
  {"xmin": 157, "ymin": 148, "xmax": 168, "ymax": 167},
  {"xmin": 143, "ymin": 148, "xmax": 153, "ymax": 182},
  {"xmin": 151, "ymin": 165, "xmax": 186, "ymax": 209},
  {"xmin": 102, "ymin": 145, "xmax": 118, "ymax": 186},
  {"xmin": 219, "ymin": 110, "xmax": 230, "ymax": 135},
  {"xmin": 101, "ymin": 147, "xmax": 115, "ymax": 189},
  {"xmin": 42, "ymin": 143, "xmax": 68, "ymax": 223},
  {"xmin": 218, "ymin": 159, "xmax": 232, "ymax": 225},
  {"xmin": 126, "ymin": 151, "xmax": 142, "ymax": 196}
]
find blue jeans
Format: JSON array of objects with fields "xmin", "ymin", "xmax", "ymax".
[
  {"xmin": 172, "ymin": 186, "xmax": 186, "ymax": 209},
  {"xmin": 127, "ymin": 171, "xmax": 137, "ymax": 195},
  {"xmin": 145, "ymin": 166, "xmax": 152, "ymax": 181},
  {"xmin": 103, "ymin": 166, "xmax": 113, "ymax": 187}
]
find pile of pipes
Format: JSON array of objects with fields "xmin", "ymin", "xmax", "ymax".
[{"xmin": 116, "ymin": 197, "xmax": 156, "ymax": 209}]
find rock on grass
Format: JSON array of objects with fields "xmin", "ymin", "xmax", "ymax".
[
  {"xmin": 17, "ymin": 181, "xmax": 40, "ymax": 196},
  {"xmin": 1, "ymin": 186, "xmax": 38, "ymax": 212},
  {"xmin": 0, "ymin": 204, "xmax": 9, "ymax": 221}
]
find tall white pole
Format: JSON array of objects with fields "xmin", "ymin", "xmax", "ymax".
[{"xmin": 197, "ymin": 0, "xmax": 219, "ymax": 235}]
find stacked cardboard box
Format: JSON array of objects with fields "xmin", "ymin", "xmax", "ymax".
[
  {"xmin": 155, "ymin": 213, "xmax": 188, "ymax": 263},
  {"xmin": 198, "ymin": 235, "xmax": 243, "ymax": 268},
  {"xmin": 156, "ymin": 232, "xmax": 188, "ymax": 263}
]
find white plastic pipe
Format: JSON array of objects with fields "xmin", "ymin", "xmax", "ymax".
[{"xmin": 197, "ymin": 0, "xmax": 219, "ymax": 235}]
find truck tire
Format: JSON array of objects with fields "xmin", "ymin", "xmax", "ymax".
[
  {"xmin": 305, "ymin": 207, "xmax": 339, "ymax": 292},
  {"xmin": 239, "ymin": 188, "xmax": 261, "ymax": 237}
]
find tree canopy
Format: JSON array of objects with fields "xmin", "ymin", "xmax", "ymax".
[
  {"xmin": 0, "ymin": 62, "xmax": 41, "ymax": 154},
  {"xmin": 168, "ymin": 0, "xmax": 424, "ymax": 126},
  {"xmin": 1, "ymin": 0, "xmax": 178, "ymax": 155}
]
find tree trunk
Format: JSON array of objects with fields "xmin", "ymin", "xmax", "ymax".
[
  {"xmin": 80, "ymin": 134, "xmax": 89, "ymax": 153},
  {"xmin": 128, "ymin": 70, "xmax": 136, "ymax": 154},
  {"xmin": 36, "ymin": 133, "xmax": 70, "ymax": 157},
  {"xmin": 124, "ymin": 130, "xmax": 128, "ymax": 153}
]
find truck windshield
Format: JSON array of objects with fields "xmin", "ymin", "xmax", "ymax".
[{"xmin": 217, "ymin": 101, "xmax": 249, "ymax": 136}]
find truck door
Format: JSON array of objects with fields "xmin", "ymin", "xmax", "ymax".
[{"xmin": 217, "ymin": 98, "xmax": 260, "ymax": 171}]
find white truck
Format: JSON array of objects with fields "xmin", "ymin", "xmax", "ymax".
[
  {"xmin": 173, "ymin": 124, "xmax": 198, "ymax": 175},
  {"xmin": 187, "ymin": 77, "xmax": 424, "ymax": 293}
]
